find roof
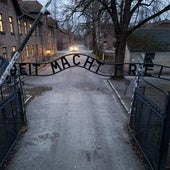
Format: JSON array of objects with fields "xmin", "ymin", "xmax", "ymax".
[
  {"xmin": 19, "ymin": 0, "xmax": 42, "ymax": 13},
  {"xmin": 18, "ymin": 0, "xmax": 50, "ymax": 15},
  {"xmin": 128, "ymin": 28, "xmax": 170, "ymax": 52},
  {"xmin": 141, "ymin": 19, "xmax": 170, "ymax": 29},
  {"xmin": 47, "ymin": 17, "xmax": 57, "ymax": 27}
]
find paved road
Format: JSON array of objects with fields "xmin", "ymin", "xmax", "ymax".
[{"xmin": 7, "ymin": 54, "xmax": 144, "ymax": 170}]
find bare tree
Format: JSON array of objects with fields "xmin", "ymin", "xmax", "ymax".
[
  {"xmin": 97, "ymin": 0, "xmax": 170, "ymax": 64},
  {"xmin": 84, "ymin": 1, "xmax": 102, "ymax": 53},
  {"xmin": 63, "ymin": 0, "xmax": 170, "ymax": 67}
]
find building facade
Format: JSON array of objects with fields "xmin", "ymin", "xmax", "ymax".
[
  {"xmin": 85, "ymin": 23, "xmax": 115, "ymax": 51},
  {"xmin": 57, "ymin": 29, "xmax": 73, "ymax": 50},
  {"xmin": 127, "ymin": 20, "xmax": 170, "ymax": 65},
  {"xmin": 0, "ymin": 0, "xmax": 58, "ymax": 63},
  {"xmin": 0, "ymin": 0, "xmax": 21, "ymax": 60}
]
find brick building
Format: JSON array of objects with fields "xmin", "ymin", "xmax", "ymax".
[
  {"xmin": 0, "ymin": 0, "xmax": 21, "ymax": 60},
  {"xmin": 57, "ymin": 29, "xmax": 73, "ymax": 50},
  {"xmin": 0, "ymin": 0, "xmax": 58, "ymax": 63},
  {"xmin": 84, "ymin": 23, "xmax": 115, "ymax": 50}
]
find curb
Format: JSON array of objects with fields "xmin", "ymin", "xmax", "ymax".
[
  {"xmin": 24, "ymin": 94, "xmax": 32, "ymax": 104},
  {"xmin": 107, "ymin": 80, "xmax": 130, "ymax": 114}
]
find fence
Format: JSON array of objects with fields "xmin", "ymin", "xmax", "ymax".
[
  {"xmin": 129, "ymin": 78, "xmax": 170, "ymax": 170},
  {"xmin": 0, "ymin": 77, "xmax": 27, "ymax": 167}
]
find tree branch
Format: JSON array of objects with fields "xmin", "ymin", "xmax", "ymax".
[{"xmin": 128, "ymin": 4, "xmax": 170, "ymax": 34}]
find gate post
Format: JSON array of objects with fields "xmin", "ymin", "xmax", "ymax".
[
  {"xmin": 128, "ymin": 54, "xmax": 144, "ymax": 115},
  {"xmin": 159, "ymin": 92, "xmax": 170, "ymax": 170}
]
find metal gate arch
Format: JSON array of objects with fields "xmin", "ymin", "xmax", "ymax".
[{"xmin": 8, "ymin": 53, "xmax": 170, "ymax": 82}]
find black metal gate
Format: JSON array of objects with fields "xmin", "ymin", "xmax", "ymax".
[
  {"xmin": 0, "ymin": 77, "xmax": 27, "ymax": 167},
  {"xmin": 129, "ymin": 78, "xmax": 170, "ymax": 170}
]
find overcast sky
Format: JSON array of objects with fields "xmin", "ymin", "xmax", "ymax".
[
  {"xmin": 37, "ymin": 0, "xmax": 68, "ymax": 13},
  {"xmin": 37, "ymin": 0, "xmax": 48, "ymax": 6},
  {"xmin": 37, "ymin": 0, "xmax": 68, "ymax": 6}
]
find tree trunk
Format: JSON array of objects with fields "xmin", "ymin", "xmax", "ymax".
[
  {"xmin": 92, "ymin": 22, "xmax": 98, "ymax": 55},
  {"xmin": 114, "ymin": 34, "xmax": 127, "ymax": 76}
]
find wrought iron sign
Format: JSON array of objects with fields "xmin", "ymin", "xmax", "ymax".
[{"xmin": 9, "ymin": 53, "xmax": 170, "ymax": 81}]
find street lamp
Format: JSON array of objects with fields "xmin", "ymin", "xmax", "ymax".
[{"xmin": 46, "ymin": 50, "xmax": 51, "ymax": 57}]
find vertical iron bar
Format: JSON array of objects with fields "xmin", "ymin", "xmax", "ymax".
[
  {"xmin": 128, "ymin": 54, "xmax": 144, "ymax": 114},
  {"xmin": 159, "ymin": 92, "xmax": 170, "ymax": 170}
]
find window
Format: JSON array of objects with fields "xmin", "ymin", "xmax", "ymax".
[
  {"xmin": 9, "ymin": 16, "xmax": 14, "ymax": 34},
  {"xmin": 18, "ymin": 19, "xmax": 22, "ymax": 34},
  {"xmin": 35, "ymin": 44, "xmax": 38, "ymax": 56},
  {"xmin": 29, "ymin": 23, "xmax": 33, "ymax": 36},
  {"xmin": 11, "ymin": 46, "xmax": 16, "ymax": 58},
  {"xmin": 12, "ymin": 46, "xmax": 16, "ymax": 52},
  {"xmin": 25, "ymin": 45, "xmax": 29, "ymax": 57},
  {"xmin": 0, "ymin": 13, "xmax": 4, "ymax": 32},
  {"xmin": 31, "ymin": 44, "xmax": 34, "ymax": 57},
  {"xmin": 2, "ymin": 47, "xmax": 7, "ymax": 58},
  {"xmin": 24, "ymin": 21, "xmax": 28, "ymax": 34}
]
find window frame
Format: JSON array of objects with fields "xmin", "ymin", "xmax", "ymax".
[
  {"xmin": 0, "ymin": 13, "xmax": 4, "ymax": 33},
  {"xmin": 24, "ymin": 21, "xmax": 28, "ymax": 34},
  {"xmin": 31, "ymin": 44, "xmax": 34, "ymax": 57},
  {"xmin": 2, "ymin": 47, "xmax": 7, "ymax": 58},
  {"xmin": 18, "ymin": 19, "xmax": 22, "ymax": 34},
  {"xmin": 9, "ymin": 16, "xmax": 15, "ymax": 34},
  {"xmin": 25, "ymin": 45, "xmax": 29, "ymax": 57}
]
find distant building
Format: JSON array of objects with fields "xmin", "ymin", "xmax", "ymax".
[
  {"xmin": 85, "ymin": 23, "xmax": 115, "ymax": 51},
  {"xmin": 57, "ymin": 29, "xmax": 73, "ymax": 50},
  {"xmin": 84, "ymin": 23, "xmax": 116, "ymax": 62},
  {"xmin": 126, "ymin": 20, "xmax": 170, "ymax": 66},
  {"xmin": 128, "ymin": 27, "xmax": 170, "ymax": 52}
]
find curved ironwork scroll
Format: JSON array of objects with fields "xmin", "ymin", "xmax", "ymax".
[{"xmin": 10, "ymin": 53, "xmax": 170, "ymax": 81}]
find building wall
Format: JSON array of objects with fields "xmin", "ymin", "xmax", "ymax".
[
  {"xmin": 57, "ymin": 30, "xmax": 71, "ymax": 50},
  {"xmin": 0, "ymin": 0, "xmax": 58, "ymax": 63},
  {"xmin": 0, "ymin": 0, "xmax": 20, "ymax": 60},
  {"xmin": 123, "ymin": 50, "xmax": 170, "ymax": 74},
  {"xmin": 85, "ymin": 24, "xmax": 115, "ymax": 51},
  {"xmin": 18, "ymin": 14, "xmax": 57, "ymax": 62},
  {"xmin": 18, "ymin": 15, "xmax": 44, "ymax": 62},
  {"xmin": 101, "ymin": 25, "xmax": 115, "ymax": 50},
  {"xmin": 129, "ymin": 51, "xmax": 170, "ymax": 66},
  {"xmin": 85, "ymin": 34, "xmax": 93, "ymax": 50},
  {"xmin": 44, "ymin": 18, "xmax": 58, "ymax": 57}
]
